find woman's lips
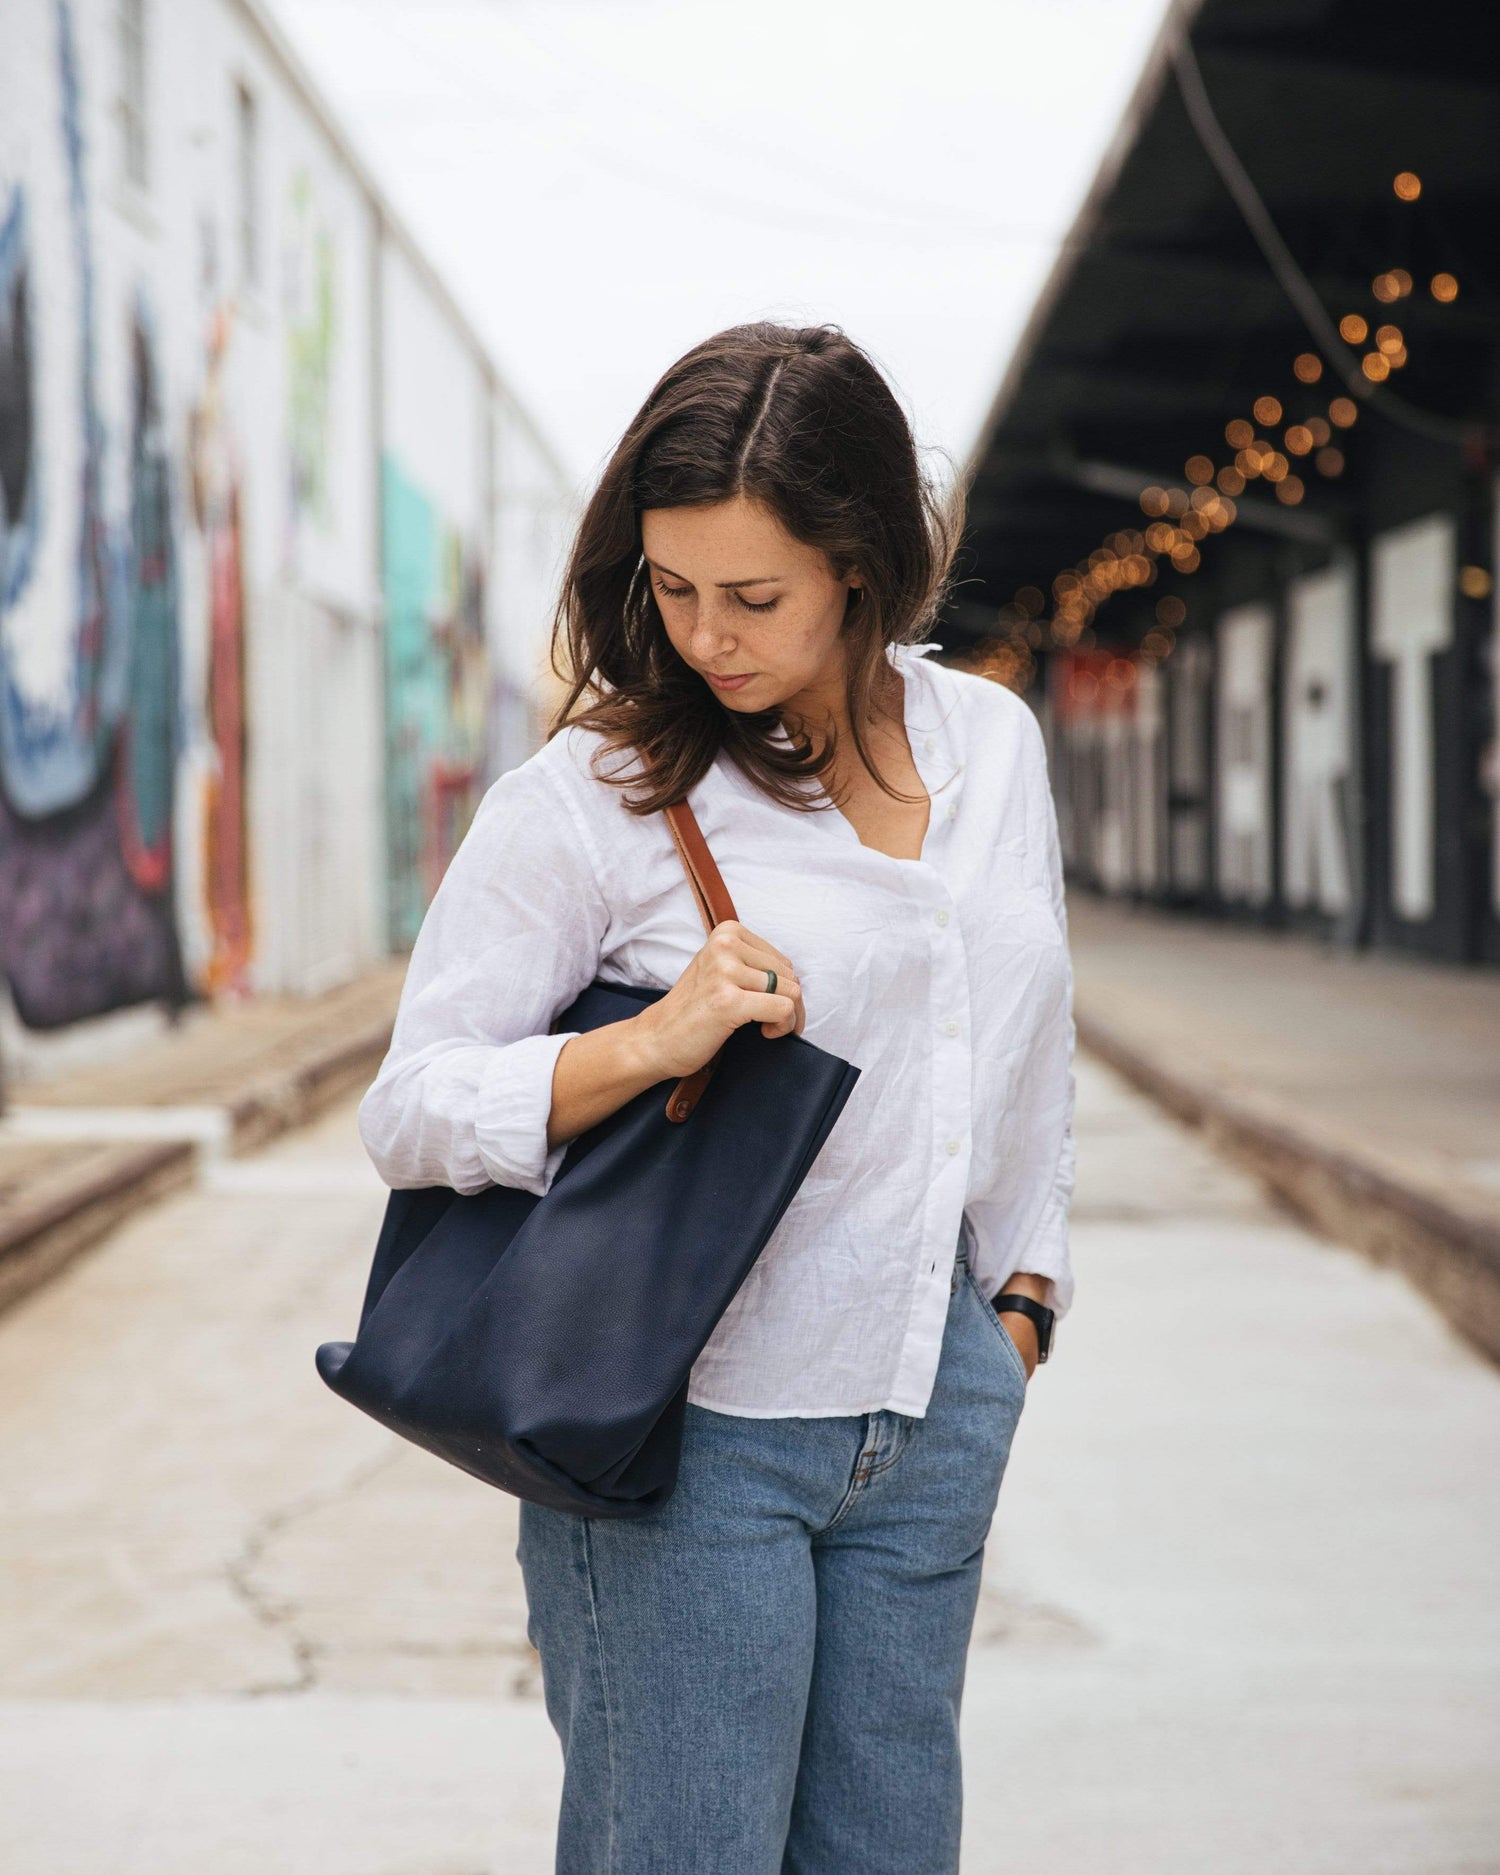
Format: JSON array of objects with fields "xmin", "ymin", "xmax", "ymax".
[{"xmin": 704, "ymin": 671, "xmax": 754, "ymax": 691}]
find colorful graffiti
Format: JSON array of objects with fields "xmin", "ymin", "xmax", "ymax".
[
  {"xmin": 381, "ymin": 453, "xmax": 488, "ymax": 946},
  {"xmin": 188, "ymin": 302, "xmax": 253, "ymax": 994},
  {"xmin": 283, "ymin": 169, "xmax": 336, "ymax": 536},
  {"xmin": 0, "ymin": 0, "xmax": 186, "ymax": 1028}
]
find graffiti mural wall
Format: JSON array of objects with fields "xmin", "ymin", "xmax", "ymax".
[
  {"xmin": 379, "ymin": 242, "xmax": 493, "ymax": 950},
  {"xmin": 0, "ymin": 0, "xmax": 569, "ymax": 1046},
  {"xmin": 0, "ymin": 0, "xmax": 185, "ymax": 1028}
]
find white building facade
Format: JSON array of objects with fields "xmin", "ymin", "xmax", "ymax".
[{"xmin": 0, "ymin": 0, "xmax": 571, "ymax": 1051}]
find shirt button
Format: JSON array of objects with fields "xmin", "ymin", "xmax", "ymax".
[
  {"xmin": 924, "ymin": 737, "xmax": 936, "ymax": 755},
  {"xmin": 946, "ymin": 802, "xmax": 957, "ymax": 820},
  {"xmin": 945, "ymin": 1138, "xmax": 961, "ymax": 1155},
  {"xmin": 943, "ymin": 1019, "xmax": 958, "ymax": 1036},
  {"xmin": 935, "ymin": 909, "xmax": 950, "ymax": 928}
]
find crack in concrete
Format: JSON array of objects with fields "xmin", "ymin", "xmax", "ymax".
[{"xmin": 222, "ymin": 1440, "xmax": 406, "ymax": 1697}]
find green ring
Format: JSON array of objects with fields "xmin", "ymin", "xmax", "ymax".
[{"xmin": 765, "ymin": 968, "xmax": 778, "ymax": 996}]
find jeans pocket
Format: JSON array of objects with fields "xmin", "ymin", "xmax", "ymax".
[{"xmin": 965, "ymin": 1270, "xmax": 1031, "ymax": 1389}]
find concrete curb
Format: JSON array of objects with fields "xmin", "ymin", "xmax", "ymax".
[
  {"xmin": 0, "ymin": 1011, "xmax": 395, "ymax": 1319},
  {"xmin": 0, "ymin": 1141, "xmax": 198, "ymax": 1315},
  {"xmin": 1076, "ymin": 1006, "xmax": 1500, "ymax": 1367}
]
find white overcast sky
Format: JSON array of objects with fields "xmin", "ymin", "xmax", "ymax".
[{"xmin": 266, "ymin": 0, "xmax": 1170, "ymax": 489}]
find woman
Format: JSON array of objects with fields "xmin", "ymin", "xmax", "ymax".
[{"xmin": 358, "ymin": 322, "xmax": 1076, "ymax": 1874}]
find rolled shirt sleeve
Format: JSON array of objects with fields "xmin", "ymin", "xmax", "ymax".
[
  {"xmin": 357, "ymin": 749, "xmax": 610, "ymax": 1197},
  {"xmin": 1002, "ymin": 705, "xmax": 1077, "ymax": 1320}
]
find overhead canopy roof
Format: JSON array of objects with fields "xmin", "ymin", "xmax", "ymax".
[{"xmin": 957, "ymin": 0, "xmax": 1500, "ymax": 643}]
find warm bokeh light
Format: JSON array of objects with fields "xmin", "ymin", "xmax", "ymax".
[
  {"xmin": 1252, "ymin": 395, "xmax": 1282, "ymax": 427},
  {"xmin": 1307, "ymin": 416, "xmax": 1331, "ymax": 446},
  {"xmin": 1164, "ymin": 488, "xmax": 1188, "ymax": 517},
  {"xmin": 1329, "ymin": 397, "xmax": 1359, "ymax": 427},
  {"xmin": 1155, "ymin": 595, "xmax": 1186, "ymax": 628},
  {"xmin": 1431, "ymin": 272, "xmax": 1459, "ymax": 302},
  {"xmin": 1261, "ymin": 451, "xmax": 1289, "ymax": 483},
  {"xmin": 1139, "ymin": 485, "xmax": 1169, "ymax": 517},
  {"xmin": 1284, "ymin": 424, "xmax": 1313, "ymax": 455},
  {"xmin": 1293, "ymin": 352, "xmax": 1323, "ymax": 384},
  {"xmin": 1274, "ymin": 475, "xmax": 1305, "ymax": 505},
  {"xmin": 1145, "ymin": 521, "xmax": 1175, "ymax": 554},
  {"xmin": 1339, "ymin": 313, "xmax": 1368, "ymax": 344},
  {"xmin": 1393, "ymin": 170, "xmax": 1421, "ymax": 201},
  {"xmin": 1216, "ymin": 465, "xmax": 1246, "ymax": 495},
  {"xmin": 1315, "ymin": 446, "xmax": 1345, "ymax": 477},
  {"xmin": 1372, "ymin": 273, "xmax": 1401, "ymax": 304},
  {"xmin": 1016, "ymin": 585, "xmax": 1044, "ymax": 616},
  {"xmin": 1170, "ymin": 543, "xmax": 1201, "ymax": 574},
  {"xmin": 1362, "ymin": 352, "xmax": 1390, "ymax": 381},
  {"xmin": 1376, "ymin": 324, "xmax": 1404, "ymax": 354},
  {"xmin": 1459, "ymin": 564, "xmax": 1493, "ymax": 600},
  {"xmin": 1235, "ymin": 446, "xmax": 1262, "ymax": 478},
  {"xmin": 1225, "ymin": 418, "xmax": 1254, "ymax": 449},
  {"xmin": 1185, "ymin": 455, "xmax": 1214, "ymax": 485}
]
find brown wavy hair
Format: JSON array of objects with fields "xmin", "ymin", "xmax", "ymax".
[{"xmin": 549, "ymin": 322, "xmax": 962, "ymax": 813}]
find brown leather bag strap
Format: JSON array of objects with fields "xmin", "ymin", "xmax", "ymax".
[
  {"xmin": 660, "ymin": 799, "xmax": 738, "ymax": 1123},
  {"xmin": 663, "ymin": 800, "xmax": 737, "ymax": 934}
]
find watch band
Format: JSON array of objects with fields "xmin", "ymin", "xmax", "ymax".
[{"xmin": 991, "ymin": 1291, "xmax": 1054, "ymax": 1363}]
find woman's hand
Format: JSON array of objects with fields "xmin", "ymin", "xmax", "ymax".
[
  {"xmin": 546, "ymin": 922, "xmax": 803, "ymax": 1148},
  {"xmin": 630, "ymin": 921, "xmax": 804, "ymax": 1080}
]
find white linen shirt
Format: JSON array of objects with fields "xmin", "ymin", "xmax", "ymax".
[{"xmin": 357, "ymin": 645, "xmax": 1076, "ymax": 1420}]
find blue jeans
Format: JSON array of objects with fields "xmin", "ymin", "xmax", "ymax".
[{"xmin": 517, "ymin": 1242, "xmax": 1028, "ymax": 1874}]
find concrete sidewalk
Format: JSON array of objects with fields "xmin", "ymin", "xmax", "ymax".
[
  {"xmin": 1069, "ymin": 894, "xmax": 1500, "ymax": 1363},
  {"xmin": 0, "ymin": 962, "xmax": 406, "ymax": 1314},
  {"xmin": 1, "ymin": 1057, "xmax": 1496, "ymax": 1871}
]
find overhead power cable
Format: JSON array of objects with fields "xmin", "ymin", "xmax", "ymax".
[{"xmin": 1170, "ymin": 31, "xmax": 1486, "ymax": 450}]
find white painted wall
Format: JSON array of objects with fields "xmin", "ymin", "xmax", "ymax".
[
  {"xmin": 1215, "ymin": 603, "xmax": 1274, "ymax": 906},
  {"xmin": 1370, "ymin": 513, "xmax": 1454, "ymax": 925},
  {"xmin": 1283, "ymin": 561, "xmax": 1355, "ymax": 917}
]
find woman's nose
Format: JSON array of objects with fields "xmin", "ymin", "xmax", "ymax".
[{"xmin": 689, "ymin": 603, "xmax": 739, "ymax": 658}]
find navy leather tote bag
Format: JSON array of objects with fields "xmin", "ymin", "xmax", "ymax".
[{"xmin": 315, "ymin": 801, "xmax": 859, "ymax": 1519}]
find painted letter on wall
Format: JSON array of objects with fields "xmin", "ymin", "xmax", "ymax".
[{"xmin": 1370, "ymin": 513, "xmax": 1454, "ymax": 924}]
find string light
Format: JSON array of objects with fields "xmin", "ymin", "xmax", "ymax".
[{"xmin": 1025, "ymin": 169, "xmax": 1474, "ymax": 680}]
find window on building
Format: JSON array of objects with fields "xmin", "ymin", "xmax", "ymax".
[
  {"xmin": 117, "ymin": 0, "xmax": 149, "ymax": 189},
  {"xmin": 236, "ymin": 81, "xmax": 260, "ymax": 289}
]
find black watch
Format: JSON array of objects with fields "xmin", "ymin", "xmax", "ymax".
[{"xmin": 991, "ymin": 1292, "xmax": 1054, "ymax": 1363}]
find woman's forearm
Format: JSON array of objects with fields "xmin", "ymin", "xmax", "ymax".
[{"xmin": 546, "ymin": 1016, "xmax": 668, "ymax": 1147}]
